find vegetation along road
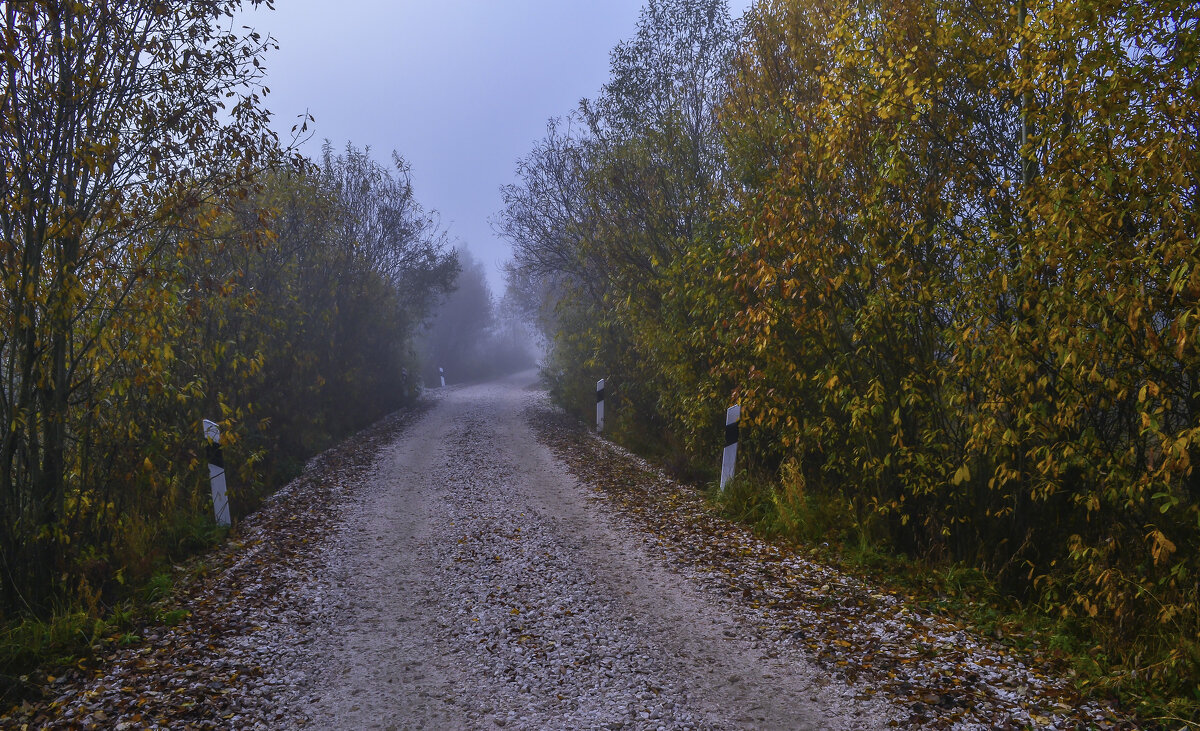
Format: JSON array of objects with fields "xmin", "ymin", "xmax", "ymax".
[{"xmin": 2, "ymin": 0, "xmax": 1195, "ymax": 727}]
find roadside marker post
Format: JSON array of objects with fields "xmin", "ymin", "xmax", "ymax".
[
  {"xmin": 720, "ymin": 404, "xmax": 740, "ymax": 491},
  {"xmin": 439, "ymin": 366, "xmax": 446, "ymax": 388},
  {"xmin": 596, "ymin": 378, "xmax": 605, "ymax": 432},
  {"xmin": 202, "ymin": 419, "xmax": 232, "ymax": 527}
]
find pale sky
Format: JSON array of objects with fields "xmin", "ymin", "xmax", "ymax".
[{"xmin": 238, "ymin": 0, "xmax": 753, "ymax": 294}]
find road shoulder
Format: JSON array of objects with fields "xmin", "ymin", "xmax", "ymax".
[{"xmin": 527, "ymin": 401, "xmax": 1137, "ymax": 731}]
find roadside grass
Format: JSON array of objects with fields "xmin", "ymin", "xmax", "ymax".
[
  {"xmin": 0, "ymin": 519, "xmax": 224, "ymax": 709},
  {"xmin": 704, "ymin": 471, "xmax": 1200, "ymax": 729}
]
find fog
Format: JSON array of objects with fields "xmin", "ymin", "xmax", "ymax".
[
  {"xmin": 418, "ymin": 248, "xmax": 537, "ymax": 386},
  {"xmin": 237, "ymin": 0, "xmax": 755, "ymax": 294}
]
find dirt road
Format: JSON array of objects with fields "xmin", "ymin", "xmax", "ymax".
[
  {"xmin": 12, "ymin": 371, "xmax": 1126, "ymax": 730},
  {"xmin": 283, "ymin": 372, "xmax": 890, "ymax": 730}
]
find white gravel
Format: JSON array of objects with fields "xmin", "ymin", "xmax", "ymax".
[{"xmin": 274, "ymin": 372, "xmax": 894, "ymax": 730}]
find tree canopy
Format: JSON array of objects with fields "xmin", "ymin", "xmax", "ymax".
[
  {"xmin": 0, "ymin": 1, "xmax": 456, "ymax": 629},
  {"xmin": 500, "ymin": 0, "xmax": 1200, "ymax": 718}
]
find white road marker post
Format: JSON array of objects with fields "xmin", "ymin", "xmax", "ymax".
[
  {"xmin": 720, "ymin": 404, "xmax": 741, "ymax": 491},
  {"xmin": 202, "ymin": 419, "xmax": 231, "ymax": 527},
  {"xmin": 439, "ymin": 366, "xmax": 446, "ymax": 388},
  {"xmin": 596, "ymin": 378, "xmax": 606, "ymax": 432}
]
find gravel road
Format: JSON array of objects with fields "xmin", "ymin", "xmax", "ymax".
[
  {"xmin": 9, "ymin": 370, "xmax": 1127, "ymax": 729},
  {"xmin": 280, "ymin": 372, "xmax": 892, "ymax": 730}
]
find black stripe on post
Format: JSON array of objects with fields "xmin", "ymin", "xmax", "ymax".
[
  {"xmin": 724, "ymin": 420, "xmax": 739, "ymax": 448},
  {"xmin": 596, "ymin": 386, "xmax": 605, "ymax": 403},
  {"xmin": 205, "ymin": 441, "xmax": 224, "ymax": 469}
]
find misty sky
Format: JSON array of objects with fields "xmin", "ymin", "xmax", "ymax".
[{"xmin": 238, "ymin": 0, "xmax": 753, "ymax": 294}]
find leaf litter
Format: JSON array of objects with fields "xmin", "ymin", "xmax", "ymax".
[
  {"xmin": 527, "ymin": 403, "xmax": 1142, "ymax": 731},
  {"xmin": 0, "ymin": 404, "xmax": 428, "ymax": 730}
]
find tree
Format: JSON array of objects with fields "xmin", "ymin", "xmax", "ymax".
[
  {"xmin": 499, "ymin": 0, "xmax": 739, "ymax": 447},
  {"xmin": 504, "ymin": 0, "xmax": 1200, "ymax": 710},
  {"xmin": 318, "ymin": 142, "xmax": 458, "ymax": 318},
  {"xmin": 0, "ymin": 0, "xmax": 279, "ymax": 614},
  {"xmin": 720, "ymin": 0, "xmax": 1200, "ymax": 705},
  {"xmin": 419, "ymin": 248, "xmax": 495, "ymax": 384},
  {"xmin": 189, "ymin": 148, "xmax": 456, "ymax": 481}
]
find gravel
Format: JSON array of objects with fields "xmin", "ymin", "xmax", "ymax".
[{"xmin": 277, "ymin": 372, "xmax": 893, "ymax": 730}]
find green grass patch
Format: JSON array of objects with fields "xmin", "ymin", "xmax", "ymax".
[
  {"xmin": 162, "ymin": 513, "xmax": 228, "ymax": 562},
  {"xmin": 0, "ymin": 610, "xmax": 108, "ymax": 707},
  {"xmin": 1, "ymin": 524, "xmax": 200, "ymax": 708},
  {"xmin": 708, "ymin": 471, "xmax": 859, "ymax": 547},
  {"xmin": 0, "ymin": 611, "xmax": 106, "ymax": 670}
]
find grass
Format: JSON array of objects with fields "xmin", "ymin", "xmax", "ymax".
[
  {"xmin": 0, "ymin": 572, "xmax": 201, "ymax": 709},
  {"xmin": 701, "ymin": 470, "xmax": 1200, "ymax": 729},
  {"xmin": 707, "ymin": 471, "xmax": 858, "ymax": 548},
  {"xmin": 0, "ymin": 514, "xmax": 226, "ymax": 710},
  {"xmin": 0, "ymin": 610, "xmax": 107, "ymax": 706}
]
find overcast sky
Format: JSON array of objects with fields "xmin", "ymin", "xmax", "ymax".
[{"xmin": 238, "ymin": 0, "xmax": 752, "ymax": 294}]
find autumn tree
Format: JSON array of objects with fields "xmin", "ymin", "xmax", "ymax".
[
  {"xmin": 718, "ymin": 0, "xmax": 1199, "ymax": 710},
  {"xmin": 0, "ymin": 0, "xmax": 280, "ymax": 613},
  {"xmin": 187, "ymin": 148, "xmax": 455, "ymax": 488},
  {"xmin": 318, "ymin": 142, "xmax": 457, "ymax": 321},
  {"xmin": 505, "ymin": 0, "xmax": 1198, "ymax": 714},
  {"xmin": 500, "ymin": 0, "xmax": 739, "ymax": 448}
]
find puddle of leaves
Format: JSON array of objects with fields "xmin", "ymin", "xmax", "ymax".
[
  {"xmin": 527, "ymin": 403, "xmax": 1142, "ymax": 731},
  {"xmin": 0, "ymin": 403, "xmax": 429, "ymax": 730}
]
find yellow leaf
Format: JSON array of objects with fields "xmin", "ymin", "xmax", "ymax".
[{"xmin": 1148, "ymin": 529, "xmax": 1176, "ymax": 565}]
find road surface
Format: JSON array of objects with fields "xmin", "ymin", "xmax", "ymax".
[{"xmin": 282, "ymin": 372, "xmax": 889, "ymax": 730}]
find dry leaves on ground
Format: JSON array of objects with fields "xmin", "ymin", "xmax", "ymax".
[
  {"xmin": 528, "ymin": 404, "xmax": 1142, "ymax": 731},
  {"xmin": 0, "ymin": 405, "xmax": 427, "ymax": 730}
]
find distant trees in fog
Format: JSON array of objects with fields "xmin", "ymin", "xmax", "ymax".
[{"xmin": 419, "ymin": 248, "xmax": 536, "ymax": 385}]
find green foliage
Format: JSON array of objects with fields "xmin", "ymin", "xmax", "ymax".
[
  {"xmin": 0, "ymin": 612, "xmax": 103, "ymax": 665},
  {"xmin": 141, "ymin": 574, "xmax": 173, "ymax": 605},
  {"xmin": 0, "ymin": 611, "xmax": 105, "ymax": 697},
  {"xmin": 501, "ymin": 0, "xmax": 1200, "ymax": 720},
  {"xmin": 0, "ymin": 3, "xmax": 455, "ymax": 703},
  {"xmin": 157, "ymin": 609, "xmax": 188, "ymax": 628},
  {"xmin": 710, "ymin": 471, "xmax": 860, "ymax": 548}
]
